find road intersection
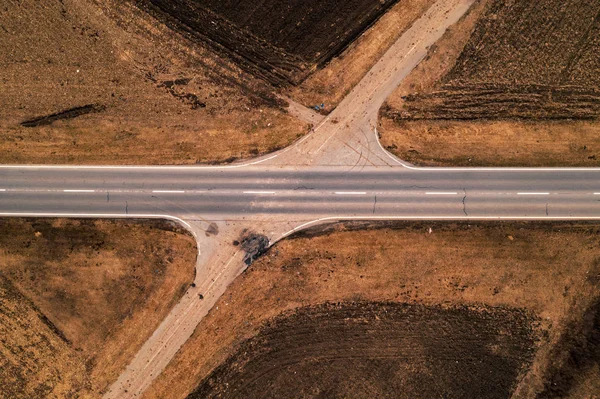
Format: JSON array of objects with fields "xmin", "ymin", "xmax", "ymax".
[{"xmin": 2, "ymin": 0, "xmax": 598, "ymax": 397}]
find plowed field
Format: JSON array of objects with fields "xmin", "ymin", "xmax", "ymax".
[
  {"xmin": 191, "ymin": 301, "xmax": 536, "ymax": 399},
  {"xmin": 136, "ymin": 0, "xmax": 399, "ymax": 86},
  {"xmin": 386, "ymin": 0, "xmax": 600, "ymax": 120}
]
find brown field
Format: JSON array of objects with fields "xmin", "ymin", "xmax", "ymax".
[
  {"xmin": 390, "ymin": 0, "xmax": 600, "ymax": 120},
  {"xmin": 0, "ymin": 0, "xmax": 308, "ymax": 165},
  {"xmin": 379, "ymin": 118, "xmax": 600, "ymax": 167},
  {"xmin": 0, "ymin": 218, "xmax": 196, "ymax": 398},
  {"xmin": 380, "ymin": 0, "xmax": 600, "ymax": 166},
  {"xmin": 144, "ymin": 222, "xmax": 600, "ymax": 399}
]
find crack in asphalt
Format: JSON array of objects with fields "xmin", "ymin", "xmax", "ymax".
[{"xmin": 462, "ymin": 188, "xmax": 468, "ymax": 216}]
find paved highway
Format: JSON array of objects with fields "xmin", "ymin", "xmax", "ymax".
[{"xmin": 1, "ymin": 166, "xmax": 600, "ymax": 222}]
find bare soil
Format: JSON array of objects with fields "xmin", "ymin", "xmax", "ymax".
[
  {"xmin": 144, "ymin": 222, "xmax": 600, "ymax": 399},
  {"xmin": 191, "ymin": 301, "xmax": 536, "ymax": 399},
  {"xmin": 135, "ymin": 0, "xmax": 399, "ymax": 87},
  {"xmin": 379, "ymin": 0, "xmax": 600, "ymax": 167},
  {"xmin": 0, "ymin": 0, "xmax": 308, "ymax": 165},
  {"xmin": 0, "ymin": 218, "xmax": 196, "ymax": 398}
]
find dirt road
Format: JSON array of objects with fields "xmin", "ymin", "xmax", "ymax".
[{"xmin": 265, "ymin": 0, "xmax": 475, "ymax": 168}]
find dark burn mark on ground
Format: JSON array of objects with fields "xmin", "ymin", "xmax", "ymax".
[
  {"xmin": 189, "ymin": 301, "xmax": 538, "ymax": 399},
  {"xmin": 238, "ymin": 230, "xmax": 270, "ymax": 266},
  {"xmin": 205, "ymin": 222, "xmax": 219, "ymax": 237},
  {"xmin": 20, "ymin": 104, "xmax": 106, "ymax": 127},
  {"xmin": 157, "ymin": 78, "xmax": 206, "ymax": 109}
]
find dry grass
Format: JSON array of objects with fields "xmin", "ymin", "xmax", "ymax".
[
  {"xmin": 286, "ymin": 0, "xmax": 436, "ymax": 111},
  {"xmin": 379, "ymin": 118, "xmax": 600, "ymax": 167},
  {"xmin": 379, "ymin": 0, "xmax": 600, "ymax": 167},
  {"xmin": 0, "ymin": 0, "xmax": 307, "ymax": 165},
  {"xmin": 143, "ymin": 222, "xmax": 600, "ymax": 399},
  {"xmin": 0, "ymin": 218, "xmax": 196, "ymax": 397}
]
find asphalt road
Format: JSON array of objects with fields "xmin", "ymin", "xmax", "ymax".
[{"xmin": 2, "ymin": 166, "xmax": 600, "ymax": 223}]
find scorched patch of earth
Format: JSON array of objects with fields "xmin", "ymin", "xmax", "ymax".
[{"xmin": 190, "ymin": 301, "xmax": 537, "ymax": 399}]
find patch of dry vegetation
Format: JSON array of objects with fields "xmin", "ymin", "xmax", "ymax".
[
  {"xmin": 0, "ymin": 0, "xmax": 307, "ymax": 165},
  {"xmin": 379, "ymin": 0, "xmax": 600, "ymax": 167},
  {"xmin": 0, "ymin": 218, "xmax": 196, "ymax": 398},
  {"xmin": 144, "ymin": 222, "xmax": 600, "ymax": 399}
]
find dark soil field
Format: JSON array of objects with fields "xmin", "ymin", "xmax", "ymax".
[
  {"xmin": 135, "ymin": 0, "xmax": 399, "ymax": 86},
  {"xmin": 387, "ymin": 0, "xmax": 600, "ymax": 120},
  {"xmin": 0, "ymin": 218, "xmax": 196, "ymax": 398},
  {"xmin": 190, "ymin": 301, "xmax": 536, "ymax": 399}
]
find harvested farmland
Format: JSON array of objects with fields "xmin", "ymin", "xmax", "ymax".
[
  {"xmin": 191, "ymin": 302, "xmax": 536, "ymax": 399},
  {"xmin": 0, "ymin": 218, "xmax": 196, "ymax": 398},
  {"xmin": 387, "ymin": 0, "xmax": 600, "ymax": 120},
  {"xmin": 144, "ymin": 221, "xmax": 600, "ymax": 399},
  {"xmin": 379, "ymin": 0, "xmax": 600, "ymax": 166},
  {"xmin": 135, "ymin": 0, "xmax": 399, "ymax": 86},
  {"xmin": 0, "ymin": 0, "xmax": 307, "ymax": 165}
]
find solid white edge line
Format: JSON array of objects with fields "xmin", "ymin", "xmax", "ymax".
[
  {"xmin": 334, "ymin": 192, "xmax": 367, "ymax": 195},
  {"xmin": 152, "ymin": 190, "xmax": 186, "ymax": 193},
  {"xmin": 0, "ymin": 189, "xmax": 6, "ymax": 192},
  {"xmin": 425, "ymin": 192, "xmax": 458, "ymax": 195},
  {"xmin": 517, "ymin": 192, "xmax": 550, "ymax": 195},
  {"xmin": 273, "ymin": 215, "xmax": 600, "ymax": 245},
  {"xmin": 243, "ymin": 191, "xmax": 276, "ymax": 194},
  {"xmin": 63, "ymin": 189, "xmax": 95, "ymax": 193},
  {"xmin": 0, "ymin": 212, "xmax": 194, "ymax": 231},
  {"xmin": 372, "ymin": 127, "xmax": 600, "ymax": 172},
  {"xmin": 594, "ymin": 193, "xmax": 600, "ymax": 195}
]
